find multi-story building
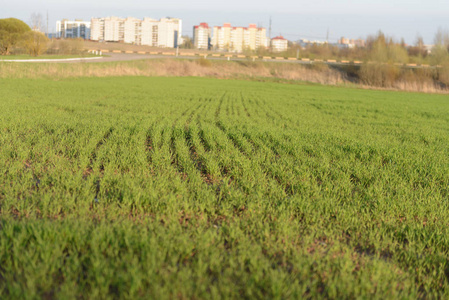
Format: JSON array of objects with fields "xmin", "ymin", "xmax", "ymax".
[
  {"xmin": 211, "ymin": 23, "xmax": 232, "ymax": 51},
  {"xmin": 104, "ymin": 16, "xmax": 122, "ymax": 42},
  {"xmin": 271, "ymin": 36, "xmax": 288, "ymax": 52},
  {"xmin": 230, "ymin": 27, "xmax": 244, "ymax": 52},
  {"xmin": 212, "ymin": 23, "xmax": 267, "ymax": 52},
  {"xmin": 244, "ymin": 24, "xmax": 267, "ymax": 51},
  {"xmin": 56, "ymin": 19, "xmax": 91, "ymax": 39},
  {"xmin": 157, "ymin": 18, "xmax": 182, "ymax": 48},
  {"xmin": 90, "ymin": 18, "xmax": 103, "ymax": 41},
  {"xmin": 141, "ymin": 18, "xmax": 159, "ymax": 46},
  {"xmin": 297, "ymin": 39, "xmax": 328, "ymax": 48},
  {"xmin": 90, "ymin": 16, "xmax": 121, "ymax": 41},
  {"xmin": 123, "ymin": 17, "xmax": 141, "ymax": 44},
  {"xmin": 338, "ymin": 37, "xmax": 366, "ymax": 48},
  {"xmin": 90, "ymin": 17, "xmax": 182, "ymax": 48},
  {"xmin": 193, "ymin": 23, "xmax": 211, "ymax": 50}
]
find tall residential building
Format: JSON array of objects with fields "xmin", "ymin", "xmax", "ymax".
[
  {"xmin": 141, "ymin": 18, "xmax": 158, "ymax": 46},
  {"xmin": 338, "ymin": 37, "xmax": 366, "ymax": 48},
  {"xmin": 271, "ymin": 36, "xmax": 288, "ymax": 52},
  {"xmin": 212, "ymin": 23, "xmax": 267, "ymax": 53},
  {"xmin": 193, "ymin": 23, "xmax": 211, "ymax": 50},
  {"xmin": 157, "ymin": 18, "xmax": 182, "ymax": 48},
  {"xmin": 211, "ymin": 23, "xmax": 232, "ymax": 50},
  {"xmin": 230, "ymin": 27, "xmax": 244, "ymax": 52},
  {"xmin": 90, "ymin": 17, "xmax": 182, "ymax": 48},
  {"xmin": 104, "ymin": 16, "xmax": 122, "ymax": 42},
  {"xmin": 123, "ymin": 17, "xmax": 141, "ymax": 44},
  {"xmin": 90, "ymin": 16, "xmax": 121, "ymax": 41},
  {"xmin": 56, "ymin": 19, "xmax": 91, "ymax": 39},
  {"xmin": 90, "ymin": 18, "xmax": 103, "ymax": 41}
]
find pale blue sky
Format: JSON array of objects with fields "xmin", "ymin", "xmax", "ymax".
[{"xmin": 1, "ymin": 0, "xmax": 448, "ymax": 44}]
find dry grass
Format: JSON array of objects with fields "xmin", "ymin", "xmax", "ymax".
[
  {"xmin": 1, "ymin": 58, "xmax": 447, "ymax": 93},
  {"xmin": 357, "ymin": 63, "xmax": 448, "ymax": 93},
  {"xmin": 392, "ymin": 80, "xmax": 443, "ymax": 94},
  {"xmin": 0, "ymin": 59, "xmax": 346, "ymax": 84},
  {"xmin": 83, "ymin": 40, "xmax": 209, "ymax": 54}
]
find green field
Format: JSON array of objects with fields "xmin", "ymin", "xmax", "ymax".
[{"xmin": 1, "ymin": 76, "xmax": 449, "ymax": 299}]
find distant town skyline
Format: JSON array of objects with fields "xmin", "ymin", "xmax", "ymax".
[{"xmin": 2, "ymin": 0, "xmax": 449, "ymax": 44}]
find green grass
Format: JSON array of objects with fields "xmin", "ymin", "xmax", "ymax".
[
  {"xmin": 0, "ymin": 53, "xmax": 100, "ymax": 60},
  {"xmin": 0, "ymin": 77, "xmax": 448, "ymax": 299}
]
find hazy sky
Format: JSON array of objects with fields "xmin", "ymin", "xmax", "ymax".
[{"xmin": 1, "ymin": 0, "xmax": 448, "ymax": 44}]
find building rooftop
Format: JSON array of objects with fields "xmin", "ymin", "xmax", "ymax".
[{"xmin": 213, "ymin": 23, "xmax": 266, "ymax": 31}]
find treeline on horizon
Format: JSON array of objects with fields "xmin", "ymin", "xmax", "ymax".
[
  {"xmin": 152, "ymin": 27, "xmax": 449, "ymax": 90},
  {"xmin": 2, "ymin": 16, "xmax": 449, "ymax": 90},
  {"xmin": 275, "ymin": 30, "xmax": 449, "ymax": 64},
  {"xmin": 289, "ymin": 30, "xmax": 449, "ymax": 89}
]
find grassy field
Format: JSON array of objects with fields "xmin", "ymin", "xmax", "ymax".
[{"xmin": 0, "ymin": 76, "xmax": 449, "ymax": 298}]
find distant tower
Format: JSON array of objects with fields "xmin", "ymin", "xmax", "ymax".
[
  {"xmin": 46, "ymin": 11, "xmax": 49, "ymax": 38},
  {"xmin": 269, "ymin": 16, "xmax": 272, "ymax": 50},
  {"xmin": 269, "ymin": 17, "xmax": 272, "ymax": 39}
]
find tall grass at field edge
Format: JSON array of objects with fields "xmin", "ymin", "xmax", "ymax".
[{"xmin": 0, "ymin": 58, "xmax": 447, "ymax": 93}]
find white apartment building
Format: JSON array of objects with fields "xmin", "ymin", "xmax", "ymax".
[
  {"xmin": 212, "ymin": 23, "xmax": 268, "ymax": 53},
  {"xmin": 230, "ymin": 27, "xmax": 244, "ymax": 52},
  {"xmin": 141, "ymin": 18, "xmax": 157, "ymax": 46},
  {"xmin": 157, "ymin": 18, "xmax": 182, "ymax": 48},
  {"xmin": 90, "ymin": 18, "xmax": 103, "ymax": 41},
  {"xmin": 193, "ymin": 23, "xmax": 211, "ymax": 50},
  {"xmin": 271, "ymin": 36, "xmax": 288, "ymax": 52},
  {"xmin": 56, "ymin": 19, "xmax": 91, "ymax": 39},
  {"xmin": 90, "ymin": 16, "xmax": 121, "ymax": 41},
  {"xmin": 123, "ymin": 17, "xmax": 141, "ymax": 44},
  {"xmin": 211, "ymin": 23, "xmax": 232, "ymax": 50},
  {"xmin": 105, "ymin": 16, "xmax": 121, "ymax": 42},
  {"xmin": 90, "ymin": 17, "xmax": 182, "ymax": 48}
]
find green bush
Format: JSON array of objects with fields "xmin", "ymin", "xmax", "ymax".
[
  {"xmin": 0, "ymin": 18, "xmax": 30, "ymax": 55},
  {"xmin": 437, "ymin": 62, "xmax": 449, "ymax": 86},
  {"xmin": 359, "ymin": 63, "xmax": 400, "ymax": 87},
  {"xmin": 22, "ymin": 31, "xmax": 49, "ymax": 56},
  {"xmin": 197, "ymin": 57, "xmax": 212, "ymax": 67}
]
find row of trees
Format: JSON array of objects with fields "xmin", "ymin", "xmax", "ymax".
[
  {"xmin": 0, "ymin": 18, "xmax": 49, "ymax": 56},
  {"xmin": 261, "ymin": 29, "xmax": 449, "ymax": 66},
  {"xmin": 359, "ymin": 31, "xmax": 449, "ymax": 87},
  {"xmin": 265, "ymin": 30, "xmax": 449, "ymax": 88}
]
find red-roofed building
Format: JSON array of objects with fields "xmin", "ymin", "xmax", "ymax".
[
  {"xmin": 212, "ymin": 23, "xmax": 268, "ymax": 52},
  {"xmin": 271, "ymin": 36, "xmax": 288, "ymax": 52},
  {"xmin": 193, "ymin": 23, "xmax": 211, "ymax": 50}
]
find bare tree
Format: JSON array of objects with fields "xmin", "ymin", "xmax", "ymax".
[
  {"xmin": 29, "ymin": 13, "xmax": 45, "ymax": 32},
  {"xmin": 179, "ymin": 36, "xmax": 193, "ymax": 49},
  {"xmin": 434, "ymin": 27, "xmax": 449, "ymax": 48},
  {"xmin": 407, "ymin": 35, "xmax": 427, "ymax": 58},
  {"xmin": 415, "ymin": 35, "xmax": 424, "ymax": 48},
  {"xmin": 431, "ymin": 29, "xmax": 449, "ymax": 66}
]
